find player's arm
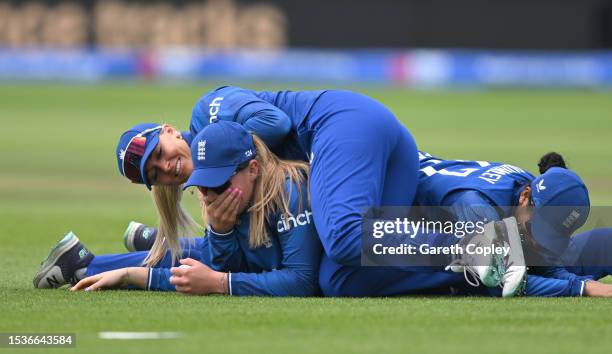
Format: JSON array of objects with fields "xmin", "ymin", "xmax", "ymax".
[
  {"xmin": 206, "ymin": 226, "xmax": 248, "ymax": 273},
  {"xmin": 202, "ymin": 187, "xmax": 248, "ymax": 272},
  {"xmin": 523, "ymin": 274, "xmax": 585, "ymax": 296},
  {"xmin": 530, "ymin": 265, "xmax": 594, "ymax": 282},
  {"xmin": 190, "ymin": 87, "xmax": 292, "ymax": 149},
  {"xmin": 522, "ymin": 274, "xmax": 612, "ymax": 297},
  {"xmin": 237, "ymin": 101, "xmax": 292, "ymax": 148},
  {"xmin": 71, "ymin": 267, "xmax": 149, "ymax": 291}
]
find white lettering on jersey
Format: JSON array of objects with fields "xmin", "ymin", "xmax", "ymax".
[
  {"xmin": 277, "ymin": 210, "xmax": 313, "ymax": 233},
  {"xmin": 478, "ymin": 164, "xmax": 526, "ymax": 185}
]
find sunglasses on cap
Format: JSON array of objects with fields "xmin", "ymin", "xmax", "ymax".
[{"xmin": 121, "ymin": 125, "xmax": 163, "ymax": 184}]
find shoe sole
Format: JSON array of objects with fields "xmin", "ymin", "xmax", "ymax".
[
  {"xmin": 123, "ymin": 221, "xmax": 141, "ymax": 252},
  {"xmin": 501, "ymin": 217, "xmax": 527, "ymax": 297},
  {"xmin": 480, "ymin": 222, "xmax": 504, "ymax": 287},
  {"xmin": 33, "ymin": 232, "xmax": 79, "ymax": 289},
  {"xmin": 502, "ymin": 266, "xmax": 528, "ymax": 297}
]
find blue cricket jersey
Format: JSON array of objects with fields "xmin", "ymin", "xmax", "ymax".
[
  {"xmin": 189, "ymin": 86, "xmax": 326, "ymax": 161},
  {"xmin": 148, "ymin": 179, "xmax": 322, "ymax": 296},
  {"xmin": 415, "ymin": 151, "xmax": 535, "ymax": 211},
  {"xmin": 415, "ymin": 151, "xmax": 592, "ymax": 296}
]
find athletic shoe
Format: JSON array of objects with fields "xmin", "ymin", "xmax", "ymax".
[
  {"xmin": 33, "ymin": 232, "xmax": 94, "ymax": 289},
  {"xmin": 445, "ymin": 220, "xmax": 505, "ymax": 287},
  {"xmin": 123, "ymin": 221, "xmax": 157, "ymax": 252},
  {"xmin": 496, "ymin": 217, "xmax": 528, "ymax": 297}
]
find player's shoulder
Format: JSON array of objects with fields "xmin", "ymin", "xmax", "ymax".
[
  {"xmin": 198, "ymin": 85, "xmax": 258, "ymax": 103},
  {"xmin": 190, "ymin": 86, "xmax": 263, "ymax": 129}
]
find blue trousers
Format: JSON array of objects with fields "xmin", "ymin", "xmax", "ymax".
[
  {"xmin": 304, "ymin": 91, "xmax": 477, "ymax": 296},
  {"xmin": 305, "ymin": 91, "xmax": 420, "ymax": 267}
]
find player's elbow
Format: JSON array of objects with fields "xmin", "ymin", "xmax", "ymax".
[
  {"xmin": 276, "ymin": 113, "xmax": 292, "ymax": 135},
  {"xmin": 318, "ymin": 269, "xmax": 355, "ymax": 297},
  {"xmin": 286, "ymin": 270, "xmax": 320, "ymax": 297}
]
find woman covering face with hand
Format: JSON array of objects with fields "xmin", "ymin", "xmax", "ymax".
[{"xmin": 36, "ymin": 121, "xmax": 322, "ymax": 296}]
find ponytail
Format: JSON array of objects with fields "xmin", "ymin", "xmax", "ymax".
[{"xmin": 537, "ymin": 152, "xmax": 566, "ymax": 174}]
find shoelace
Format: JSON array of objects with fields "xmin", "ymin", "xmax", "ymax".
[
  {"xmin": 445, "ymin": 260, "xmax": 481, "ymax": 287},
  {"xmin": 462, "ymin": 267, "xmax": 481, "ymax": 287}
]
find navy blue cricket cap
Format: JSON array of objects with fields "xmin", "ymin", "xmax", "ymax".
[
  {"xmin": 529, "ymin": 167, "xmax": 590, "ymax": 256},
  {"xmin": 116, "ymin": 123, "xmax": 163, "ymax": 190},
  {"xmin": 183, "ymin": 121, "xmax": 256, "ymax": 189}
]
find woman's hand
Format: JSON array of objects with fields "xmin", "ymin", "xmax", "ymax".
[
  {"xmin": 70, "ymin": 267, "xmax": 148, "ymax": 291},
  {"xmin": 584, "ymin": 280, "xmax": 612, "ymax": 297},
  {"xmin": 70, "ymin": 269, "xmax": 129, "ymax": 291},
  {"xmin": 169, "ymin": 258, "xmax": 228, "ymax": 295},
  {"xmin": 204, "ymin": 188, "xmax": 242, "ymax": 233}
]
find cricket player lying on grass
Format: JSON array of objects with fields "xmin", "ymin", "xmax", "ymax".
[
  {"xmin": 317, "ymin": 151, "xmax": 612, "ymax": 297},
  {"xmin": 414, "ymin": 151, "xmax": 609, "ymax": 282},
  {"xmin": 34, "ymin": 121, "xmax": 514, "ymax": 296},
  {"xmin": 36, "ymin": 120, "xmax": 612, "ymax": 297}
]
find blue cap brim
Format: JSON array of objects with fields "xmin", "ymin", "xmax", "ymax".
[
  {"xmin": 139, "ymin": 133, "xmax": 160, "ymax": 190},
  {"xmin": 183, "ymin": 165, "xmax": 237, "ymax": 190},
  {"xmin": 530, "ymin": 210, "xmax": 570, "ymax": 256}
]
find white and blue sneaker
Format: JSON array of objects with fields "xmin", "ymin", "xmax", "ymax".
[
  {"xmin": 33, "ymin": 232, "xmax": 94, "ymax": 289},
  {"xmin": 445, "ymin": 218, "xmax": 527, "ymax": 297},
  {"xmin": 445, "ymin": 221, "xmax": 506, "ymax": 288},
  {"xmin": 123, "ymin": 221, "xmax": 157, "ymax": 252}
]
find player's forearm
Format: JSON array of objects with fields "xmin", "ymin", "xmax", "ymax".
[
  {"xmin": 230, "ymin": 268, "xmax": 318, "ymax": 296},
  {"xmin": 124, "ymin": 267, "xmax": 149, "ymax": 289},
  {"xmin": 207, "ymin": 227, "xmax": 246, "ymax": 272}
]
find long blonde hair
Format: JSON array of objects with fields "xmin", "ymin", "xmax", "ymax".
[
  {"xmin": 247, "ymin": 135, "xmax": 309, "ymax": 248},
  {"xmin": 145, "ymin": 133, "xmax": 309, "ymax": 266},
  {"xmin": 144, "ymin": 185, "xmax": 201, "ymax": 267}
]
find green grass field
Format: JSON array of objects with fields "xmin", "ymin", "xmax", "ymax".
[{"xmin": 1, "ymin": 83, "xmax": 611, "ymax": 354}]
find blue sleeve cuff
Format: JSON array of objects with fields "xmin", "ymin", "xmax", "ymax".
[
  {"xmin": 147, "ymin": 268, "xmax": 176, "ymax": 292},
  {"xmin": 571, "ymin": 279, "xmax": 585, "ymax": 297}
]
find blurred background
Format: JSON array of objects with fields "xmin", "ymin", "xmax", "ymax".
[
  {"xmin": 1, "ymin": 0, "xmax": 612, "ymax": 85},
  {"xmin": 0, "ymin": 0, "xmax": 611, "ymax": 240}
]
